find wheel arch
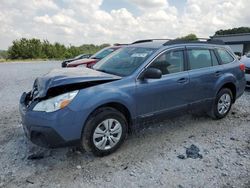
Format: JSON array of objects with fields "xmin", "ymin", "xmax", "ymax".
[
  {"xmin": 217, "ymin": 82, "xmax": 236, "ymax": 103},
  {"xmin": 84, "ymin": 101, "xmax": 133, "ymax": 134}
]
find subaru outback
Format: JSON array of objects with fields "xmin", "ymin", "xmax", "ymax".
[{"xmin": 19, "ymin": 39, "xmax": 246, "ymax": 156}]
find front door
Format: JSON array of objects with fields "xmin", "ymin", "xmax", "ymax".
[{"xmin": 135, "ymin": 49, "xmax": 190, "ymax": 119}]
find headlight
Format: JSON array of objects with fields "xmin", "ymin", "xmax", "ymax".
[
  {"xmin": 77, "ymin": 64, "xmax": 87, "ymax": 67},
  {"xmin": 33, "ymin": 90, "xmax": 79, "ymax": 112}
]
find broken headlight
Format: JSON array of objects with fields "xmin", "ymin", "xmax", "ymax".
[{"xmin": 33, "ymin": 90, "xmax": 79, "ymax": 112}]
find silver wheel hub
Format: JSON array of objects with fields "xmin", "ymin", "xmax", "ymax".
[
  {"xmin": 93, "ymin": 119, "xmax": 122, "ymax": 150},
  {"xmin": 217, "ymin": 93, "xmax": 231, "ymax": 115}
]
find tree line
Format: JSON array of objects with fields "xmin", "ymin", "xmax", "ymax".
[
  {"xmin": 3, "ymin": 35, "xmax": 198, "ymax": 60},
  {"xmin": 215, "ymin": 27, "xmax": 250, "ymax": 36},
  {"xmin": 2, "ymin": 27, "xmax": 249, "ymax": 60},
  {"xmin": 6, "ymin": 38, "xmax": 110, "ymax": 60}
]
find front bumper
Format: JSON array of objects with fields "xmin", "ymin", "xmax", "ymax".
[
  {"xmin": 61, "ymin": 61, "xmax": 69, "ymax": 68},
  {"xmin": 19, "ymin": 92, "xmax": 83, "ymax": 148}
]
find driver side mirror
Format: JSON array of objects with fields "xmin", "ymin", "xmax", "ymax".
[{"xmin": 140, "ymin": 67, "xmax": 162, "ymax": 80}]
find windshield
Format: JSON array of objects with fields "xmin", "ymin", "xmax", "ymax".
[
  {"xmin": 91, "ymin": 48, "xmax": 115, "ymax": 59},
  {"xmin": 74, "ymin": 54, "xmax": 83, "ymax": 59},
  {"xmin": 246, "ymin": 53, "xmax": 250, "ymax": 58},
  {"xmin": 93, "ymin": 47, "xmax": 156, "ymax": 76}
]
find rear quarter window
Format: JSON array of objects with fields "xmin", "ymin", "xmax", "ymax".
[{"xmin": 216, "ymin": 48, "xmax": 234, "ymax": 64}]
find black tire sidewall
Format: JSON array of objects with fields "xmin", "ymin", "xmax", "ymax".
[
  {"xmin": 213, "ymin": 88, "xmax": 233, "ymax": 119},
  {"xmin": 82, "ymin": 107, "xmax": 128, "ymax": 156}
]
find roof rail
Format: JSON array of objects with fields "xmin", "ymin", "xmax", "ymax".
[
  {"xmin": 113, "ymin": 43, "xmax": 129, "ymax": 46},
  {"xmin": 163, "ymin": 39, "xmax": 225, "ymax": 46},
  {"xmin": 132, "ymin": 39, "xmax": 172, "ymax": 44}
]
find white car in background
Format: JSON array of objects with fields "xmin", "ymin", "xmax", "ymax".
[{"xmin": 240, "ymin": 53, "xmax": 250, "ymax": 87}]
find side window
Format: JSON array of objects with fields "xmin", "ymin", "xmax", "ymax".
[
  {"xmin": 149, "ymin": 50, "xmax": 184, "ymax": 75},
  {"xmin": 187, "ymin": 49, "xmax": 212, "ymax": 70},
  {"xmin": 216, "ymin": 48, "xmax": 234, "ymax": 64},
  {"xmin": 211, "ymin": 50, "xmax": 219, "ymax": 66}
]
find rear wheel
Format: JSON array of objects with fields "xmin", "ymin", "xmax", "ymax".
[
  {"xmin": 81, "ymin": 107, "xmax": 128, "ymax": 156},
  {"xmin": 209, "ymin": 88, "xmax": 233, "ymax": 119}
]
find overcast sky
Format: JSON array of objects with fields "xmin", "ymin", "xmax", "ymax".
[{"xmin": 0, "ymin": 0, "xmax": 249, "ymax": 49}]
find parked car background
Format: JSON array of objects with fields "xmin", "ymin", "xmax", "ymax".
[
  {"xmin": 240, "ymin": 52, "xmax": 250, "ymax": 87},
  {"xmin": 66, "ymin": 45, "xmax": 123, "ymax": 68},
  {"xmin": 61, "ymin": 54, "xmax": 92, "ymax": 68}
]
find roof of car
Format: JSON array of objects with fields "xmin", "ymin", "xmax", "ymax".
[{"xmin": 128, "ymin": 39, "xmax": 225, "ymax": 49}]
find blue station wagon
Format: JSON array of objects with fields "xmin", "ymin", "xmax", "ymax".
[{"xmin": 20, "ymin": 39, "xmax": 246, "ymax": 156}]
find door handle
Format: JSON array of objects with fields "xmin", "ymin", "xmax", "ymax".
[
  {"xmin": 215, "ymin": 71, "xmax": 222, "ymax": 77},
  {"xmin": 177, "ymin": 77, "xmax": 188, "ymax": 84}
]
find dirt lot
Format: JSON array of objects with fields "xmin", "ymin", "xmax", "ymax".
[{"xmin": 0, "ymin": 61, "xmax": 249, "ymax": 188}]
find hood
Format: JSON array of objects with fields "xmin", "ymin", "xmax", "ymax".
[
  {"xmin": 33, "ymin": 68, "xmax": 121, "ymax": 99},
  {"xmin": 67, "ymin": 58, "xmax": 98, "ymax": 67},
  {"xmin": 64, "ymin": 58, "xmax": 75, "ymax": 62}
]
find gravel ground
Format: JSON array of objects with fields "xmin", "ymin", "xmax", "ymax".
[{"xmin": 0, "ymin": 61, "xmax": 249, "ymax": 188}]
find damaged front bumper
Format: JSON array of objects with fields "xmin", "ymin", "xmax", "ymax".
[{"xmin": 19, "ymin": 92, "xmax": 83, "ymax": 148}]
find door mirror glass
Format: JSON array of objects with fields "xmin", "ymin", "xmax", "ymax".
[{"xmin": 142, "ymin": 68, "xmax": 162, "ymax": 79}]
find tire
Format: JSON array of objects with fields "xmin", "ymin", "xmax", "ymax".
[
  {"xmin": 81, "ymin": 107, "xmax": 128, "ymax": 156},
  {"xmin": 209, "ymin": 88, "xmax": 233, "ymax": 120}
]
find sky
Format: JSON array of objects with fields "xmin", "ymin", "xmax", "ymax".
[{"xmin": 0, "ymin": 0, "xmax": 249, "ymax": 49}]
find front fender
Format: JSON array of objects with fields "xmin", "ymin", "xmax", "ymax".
[{"xmin": 68, "ymin": 84, "xmax": 136, "ymax": 120}]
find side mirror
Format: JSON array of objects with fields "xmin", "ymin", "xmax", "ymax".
[{"xmin": 141, "ymin": 67, "xmax": 162, "ymax": 79}]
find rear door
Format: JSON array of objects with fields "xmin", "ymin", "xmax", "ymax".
[
  {"xmin": 186, "ymin": 46, "xmax": 223, "ymax": 108},
  {"xmin": 135, "ymin": 48, "xmax": 190, "ymax": 119}
]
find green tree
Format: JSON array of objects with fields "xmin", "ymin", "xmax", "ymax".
[
  {"xmin": 177, "ymin": 34, "xmax": 198, "ymax": 41},
  {"xmin": 0, "ymin": 50, "xmax": 7, "ymax": 59},
  {"xmin": 7, "ymin": 37, "xmax": 111, "ymax": 60},
  {"xmin": 214, "ymin": 27, "xmax": 250, "ymax": 35}
]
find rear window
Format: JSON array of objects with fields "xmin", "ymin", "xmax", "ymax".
[{"xmin": 216, "ymin": 49, "xmax": 234, "ymax": 64}]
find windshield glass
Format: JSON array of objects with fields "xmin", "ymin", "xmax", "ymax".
[
  {"xmin": 93, "ymin": 47, "xmax": 156, "ymax": 76},
  {"xmin": 246, "ymin": 53, "xmax": 250, "ymax": 58},
  {"xmin": 74, "ymin": 54, "xmax": 83, "ymax": 59},
  {"xmin": 91, "ymin": 48, "xmax": 115, "ymax": 59}
]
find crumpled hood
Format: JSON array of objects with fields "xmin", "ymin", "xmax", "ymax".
[{"xmin": 33, "ymin": 68, "xmax": 121, "ymax": 98}]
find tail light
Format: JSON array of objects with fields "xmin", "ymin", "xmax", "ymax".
[{"xmin": 240, "ymin": 63, "xmax": 245, "ymax": 71}]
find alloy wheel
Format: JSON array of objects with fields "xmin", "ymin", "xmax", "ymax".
[
  {"xmin": 217, "ymin": 93, "xmax": 231, "ymax": 115},
  {"xmin": 93, "ymin": 119, "xmax": 122, "ymax": 150}
]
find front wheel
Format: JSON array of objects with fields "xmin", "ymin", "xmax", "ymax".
[
  {"xmin": 209, "ymin": 88, "xmax": 233, "ymax": 119},
  {"xmin": 81, "ymin": 107, "xmax": 128, "ymax": 156}
]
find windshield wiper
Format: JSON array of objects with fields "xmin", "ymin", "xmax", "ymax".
[
  {"xmin": 96, "ymin": 69, "xmax": 114, "ymax": 74},
  {"xmin": 91, "ymin": 57, "xmax": 101, "ymax": 60}
]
